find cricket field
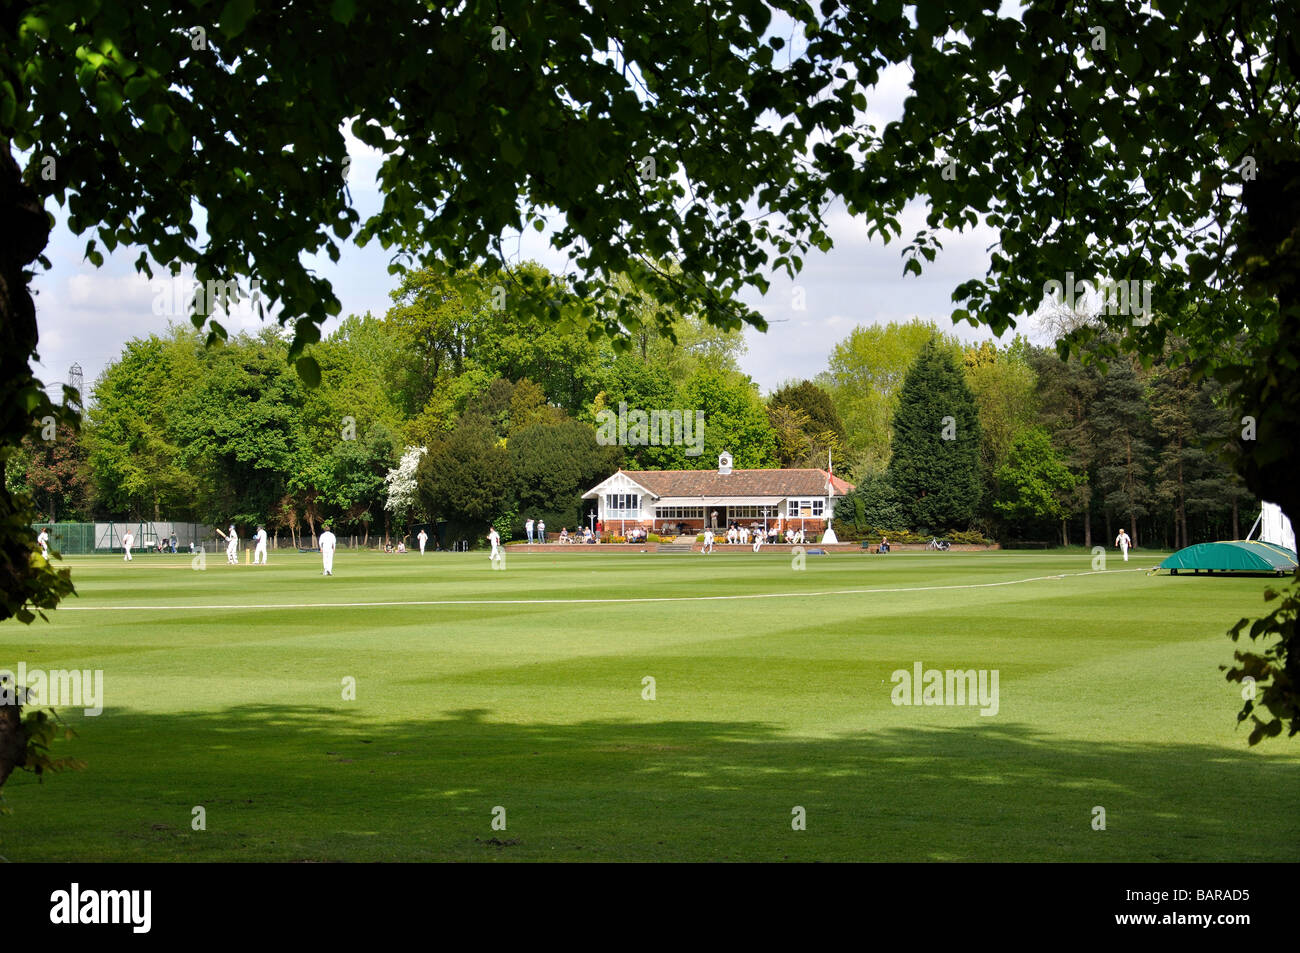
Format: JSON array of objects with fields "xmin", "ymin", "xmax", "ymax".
[{"xmin": 2, "ymin": 548, "xmax": 1296, "ymax": 862}]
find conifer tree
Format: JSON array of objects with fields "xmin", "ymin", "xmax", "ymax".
[{"xmin": 887, "ymin": 340, "xmax": 982, "ymax": 531}]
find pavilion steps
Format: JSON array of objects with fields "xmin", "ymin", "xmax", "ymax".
[{"xmin": 656, "ymin": 540, "xmax": 696, "ymax": 553}]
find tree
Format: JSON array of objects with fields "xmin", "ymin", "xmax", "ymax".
[
  {"xmin": 82, "ymin": 329, "xmax": 200, "ymax": 520},
  {"xmin": 1091, "ymin": 356, "xmax": 1154, "ymax": 547},
  {"xmin": 994, "ymin": 427, "xmax": 1078, "ymax": 537},
  {"xmin": 962, "ymin": 338, "xmax": 1037, "ymax": 520},
  {"xmin": 1029, "ymin": 344, "xmax": 1102, "ymax": 548},
  {"xmin": 170, "ymin": 330, "xmax": 304, "ymax": 525},
  {"xmin": 818, "ymin": 321, "xmax": 959, "ymax": 476},
  {"xmin": 384, "ymin": 446, "xmax": 427, "ymax": 533},
  {"xmin": 324, "ymin": 423, "xmax": 397, "ymax": 544},
  {"xmin": 1148, "ymin": 361, "xmax": 1254, "ymax": 548},
  {"xmin": 887, "ymin": 340, "xmax": 983, "ymax": 531},
  {"xmin": 832, "ymin": 473, "xmax": 905, "ymax": 539},
  {"xmin": 510, "ymin": 418, "xmax": 619, "ymax": 534},
  {"xmin": 668, "ymin": 367, "xmax": 778, "ymax": 469},
  {"xmin": 589, "ymin": 354, "xmax": 678, "ymax": 469},
  {"xmin": 22, "ymin": 424, "xmax": 91, "ymax": 523},
  {"xmin": 767, "ymin": 380, "xmax": 845, "ymax": 469},
  {"xmin": 416, "ymin": 415, "xmax": 512, "ymax": 547}
]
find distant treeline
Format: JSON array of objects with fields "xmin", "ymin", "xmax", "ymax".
[{"xmin": 9, "ymin": 265, "xmax": 1251, "ymax": 548}]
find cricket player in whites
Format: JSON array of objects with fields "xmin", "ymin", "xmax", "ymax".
[
  {"xmin": 319, "ymin": 523, "xmax": 337, "ymax": 576},
  {"xmin": 37, "ymin": 528, "xmax": 49, "ymax": 560},
  {"xmin": 487, "ymin": 526, "xmax": 504, "ymax": 568},
  {"xmin": 1115, "ymin": 528, "xmax": 1132, "ymax": 562},
  {"xmin": 253, "ymin": 525, "xmax": 269, "ymax": 565},
  {"xmin": 122, "ymin": 529, "xmax": 134, "ymax": 561},
  {"xmin": 216, "ymin": 523, "xmax": 239, "ymax": 564},
  {"xmin": 417, "ymin": 528, "xmax": 428, "ymax": 554}
]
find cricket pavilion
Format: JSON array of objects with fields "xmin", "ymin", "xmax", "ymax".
[{"xmin": 582, "ymin": 452, "xmax": 856, "ymax": 540}]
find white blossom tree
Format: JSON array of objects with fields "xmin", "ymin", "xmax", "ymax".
[{"xmin": 384, "ymin": 446, "xmax": 427, "ymax": 530}]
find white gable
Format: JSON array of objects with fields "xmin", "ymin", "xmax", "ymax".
[{"xmin": 581, "ymin": 470, "xmax": 658, "ymax": 500}]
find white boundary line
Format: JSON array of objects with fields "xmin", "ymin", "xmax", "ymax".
[{"xmin": 58, "ymin": 568, "xmax": 1150, "ymax": 612}]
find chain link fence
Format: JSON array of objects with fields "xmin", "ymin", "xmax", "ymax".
[
  {"xmin": 30, "ymin": 521, "xmax": 210, "ymax": 555},
  {"xmin": 30, "ymin": 522, "xmax": 393, "ymax": 554}
]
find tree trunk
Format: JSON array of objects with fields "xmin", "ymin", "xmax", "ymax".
[
  {"xmin": 0, "ymin": 696, "xmax": 27, "ymax": 789},
  {"xmin": 1083, "ymin": 500, "xmax": 1092, "ymax": 549},
  {"xmin": 0, "ymin": 134, "xmax": 65, "ymax": 790},
  {"xmin": 1232, "ymin": 497, "xmax": 1239, "ymax": 540}
]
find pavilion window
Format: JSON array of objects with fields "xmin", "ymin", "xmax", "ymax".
[
  {"xmin": 605, "ymin": 493, "xmax": 640, "ymax": 516},
  {"xmin": 654, "ymin": 506, "xmax": 704, "ymax": 520}
]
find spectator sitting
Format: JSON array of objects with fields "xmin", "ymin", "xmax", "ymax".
[
  {"xmin": 583, "ymin": 526, "xmax": 594, "ymax": 543},
  {"xmin": 396, "ymin": 541, "xmax": 406, "ymax": 553},
  {"xmin": 560, "ymin": 528, "xmax": 570, "ymax": 543}
]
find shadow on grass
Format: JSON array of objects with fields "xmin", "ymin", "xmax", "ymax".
[{"xmin": 5, "ymin": 704, "xmax": 1298, "ymax": 862}]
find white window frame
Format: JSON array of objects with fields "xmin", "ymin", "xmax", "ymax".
[
  {"xmin": 654, "ymin": 506, "xmax": 704, "ymax": 520},
  {"xmin": 605, "ymin": 493, "xmax": 641, "ymax": 517}
]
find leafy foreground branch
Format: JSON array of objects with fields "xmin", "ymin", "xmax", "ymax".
[
  {"xmin": 1224, "ymin": 573, "xmax": 1300, "ymax": 744},
  {"xmin": 0, "ymin": 678, "xmax": 85, "ymax": 815}
]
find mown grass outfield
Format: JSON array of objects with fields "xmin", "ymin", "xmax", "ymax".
[{"xmin": 2, "ymin": 547, "xmax": 1297, "ymax": 862}]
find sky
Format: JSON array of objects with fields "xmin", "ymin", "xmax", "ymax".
[{"xmin": 27, "ymin": 61, "xmax": 1032, "ymax": 402}]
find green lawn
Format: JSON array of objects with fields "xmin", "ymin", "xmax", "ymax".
[{"xmin": 2, "ymin": 547, "xmax": 1296, "ymax": 862}]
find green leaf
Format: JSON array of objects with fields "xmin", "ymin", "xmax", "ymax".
[
  {"xmin": 330, "ymin": 0, "xmax": 357, "ymax": 24},
  {"xmin": 500, "ymin": 139, "xmax": 524, "ymax": 166},
  {"xmin": 220, "ymin": 0, "xmax": 257, "ymax": 39},
  {"xmin": 296, "ymin": 356, "xmax": 321, "ymax": 387},
  {"xmin": 124, "ymin": 76, "xmax": 152, "ymax": 101}
]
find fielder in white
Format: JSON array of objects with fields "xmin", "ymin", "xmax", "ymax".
[
  {"xmin": 1115, "ymin": 528, "xmax": 1131, "ymax": 562},
  {"xmin": 37, "ymin": 528, "xmax": 49, "ymax": 559},
  {"xmin": 487, "ymin": 526, "xmax": 502, "ymax": 566},
  {"xmin": 702, "ymin": 528, "xmax": 714, "ymax": 554},
  {"xmin": 253, "ymin": 525, "xmax": 268, "ymax": 565},
  {"xmin": 122, "ymin": 530, "xmax": 134, "ymax": 561},
  {"xmin": 418, "ymin": 529, "xmax": 428, "ymax": 554},
  {"xmin": 319, "ymin": 524, "xmax": 337, "ymax": 576}
]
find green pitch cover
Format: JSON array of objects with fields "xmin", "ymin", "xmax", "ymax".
[{"xmin": 1159, "ymin": 539, "xmax": 1298, "ymax": 574}]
